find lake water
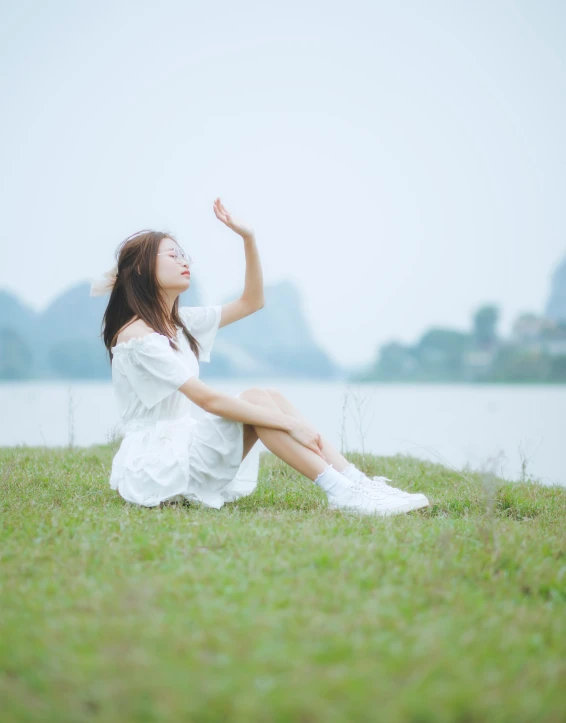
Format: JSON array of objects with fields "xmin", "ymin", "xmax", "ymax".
[{"xmin": 1, "ymin": 380, "xmax": 564, "ymax": 487}]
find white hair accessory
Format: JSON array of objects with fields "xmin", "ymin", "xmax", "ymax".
[{"xmin": 89, "ymin": 263, "xmax": 119, "ymax": 297}]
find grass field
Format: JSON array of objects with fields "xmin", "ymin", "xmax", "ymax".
[{"xmin": 1, "ymin": 444, "xmax": 565, "ymax": 722}]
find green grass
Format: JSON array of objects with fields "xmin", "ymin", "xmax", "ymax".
[{"xmin": 1, "ymin": 444, "xmax": 565, "ymax": 723}]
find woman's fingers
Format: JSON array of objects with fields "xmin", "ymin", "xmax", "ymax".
[
  {"xmin": 214, "ymin": 198, "xmax": 228, "ymax": 216},
  {"xmin": 312, "ymin": 443, "xmax": 325, "ymax": 459},
  {"xmin": 213, "ymin": 205, "xmax": 228, "ymax": 225},
  {"xmin": 213, "ymin": 199, "xmax": 232, "ymax": 227}
]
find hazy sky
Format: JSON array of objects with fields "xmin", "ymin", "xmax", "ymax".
[{"xmin": 1, "ymin": 0, "xmax": 564, "ymax": 366}]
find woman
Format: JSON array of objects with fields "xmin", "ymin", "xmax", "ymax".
[{"xmin": 91, "ymin": 198, "xmax": 429, "ymax": 516}]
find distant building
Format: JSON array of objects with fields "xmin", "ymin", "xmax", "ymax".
[
  {"xmin": 511, "ymin": 312, "xmax": 566, "ymax": 357},
  {"xmin": 461, "ymin": 347, "xmax": 497, "ymax": 382},
  {"xmin": 545, "ymin": 254, "xmax": 566, "ymax": 322}
]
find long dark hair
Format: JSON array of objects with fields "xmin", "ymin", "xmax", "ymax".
[{"xmin": 100, "ymin": 229, "xmax": 203, "ymax": 364}]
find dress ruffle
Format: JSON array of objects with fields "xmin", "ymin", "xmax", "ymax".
[
  {"xmin": 110, "ymin": 416, "xmax": 196, "ymax": 507},
  {"xmin": 188, "ymin": 407, "xmax": 260, "ymax": 507},
  {"xmin": 110, "ymin": 407, "xmax": 261, "ymax": 509},
  {"xmin": 111, "ymin": 333, "xmax": 193, "ymax": 410}
]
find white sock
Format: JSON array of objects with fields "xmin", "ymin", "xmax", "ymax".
[
  {"xmin": 340, "ymin": 463, "xmax": 365, "ymax": 483},
  {"xmin": 313, "ymin": 464, "xmax": 352, "ymax": 495}
]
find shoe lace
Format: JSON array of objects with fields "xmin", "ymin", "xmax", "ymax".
[
  {"xmin": 348, "ymin": 478, "xmax": 391, "ymax": 500},
  {"xmin": 370, "ymin": 476, "xmax": 407, "ymax": 496}
]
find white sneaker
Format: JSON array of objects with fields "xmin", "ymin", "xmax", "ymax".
[
  {"xmin": 367, "ymin": 475, "xmax": 430, "ymax": 507},
  {"xmin": 314, "ymin": 464, "xmax": 429, "ymax": 517},
  {"xmin": 327, "ymin": 479, "xmax": 430, "ymax": 516}
]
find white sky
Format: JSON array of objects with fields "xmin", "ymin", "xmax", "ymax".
[{"xmin": 1, "ymin": 0, "xmax": 564, "ymax": 366}]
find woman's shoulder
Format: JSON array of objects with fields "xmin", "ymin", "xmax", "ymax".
[
  {"xmin": 112, "ymin": 320, "xmax": 171, "ymax": 353},
  {"xmin": 115, "ymin": 319, "xmax": 154, "ymax": 344}
]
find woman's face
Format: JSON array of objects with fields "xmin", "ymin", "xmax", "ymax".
[{"xmin": 155, "ymin": 237, "xmax": 191, "ymax": 292}]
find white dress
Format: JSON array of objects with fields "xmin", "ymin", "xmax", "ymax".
[{"xmin": 109, "ymin": 304, "xmax": 261, "ymax": 508}]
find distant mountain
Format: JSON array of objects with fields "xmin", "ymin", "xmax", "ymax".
[
  {"xmin": 0, "ymin": 277, "xmax": 339, "ymax": 380},
  {"xmin": 546, "ymin": 254, "xmax": 566, "ymax": 322},
  {"xmin": 217, "ymin": 281, "xmax": 337, "ymax": 378},
  {"xmin": 0, "ymin": 291, "xmax": 40, "ymax": 378}
]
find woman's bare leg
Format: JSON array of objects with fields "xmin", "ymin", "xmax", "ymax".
[
  {"xmin": 263, "ymin": 387, "xmax": 352, "ymax": 473},
  {"xmin": 237, "ymin": 388, "xmax": 330, "ymax": 481},
  {"xmin": 241, "ymin": 423, "xmax": 260, "ymax": 462}
]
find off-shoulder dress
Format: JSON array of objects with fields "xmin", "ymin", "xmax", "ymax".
[{"xmin": 109, "ymin": 304, "xmax": 261, "ymax": 508}]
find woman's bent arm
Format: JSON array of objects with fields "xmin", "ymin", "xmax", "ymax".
[
  {"xmin": 180, "ymin": 378, "xmax": 294, "ymax": 432},
  {"xmin": 207, "ymin": 392, "xmax": 294, "ymax": 431}
]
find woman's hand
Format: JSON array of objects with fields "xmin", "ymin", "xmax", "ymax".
[
  {"xmin": 213, "ymin": 197, "xmax": 255, "ymax": 238},
  {"xmin": 288, "ymin": 420, "xmax": 326, "ymax": 459}
]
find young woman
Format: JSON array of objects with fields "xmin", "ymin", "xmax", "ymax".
[{"xmin": 91, "ymin": 198, "xmax": 429, "ymax": 516}]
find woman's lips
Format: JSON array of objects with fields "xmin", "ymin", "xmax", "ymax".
[{"xmin": 182, "ymin": 271, "xmax": 190, "ymax": 277}]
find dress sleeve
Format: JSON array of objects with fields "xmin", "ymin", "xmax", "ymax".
[
  {"xmin": 178, "ymin": 304, "xmax": 222, "ymax": 362},
  {"xmin": 114, "ymin": 333, "xmax": 194, "ymax": 409}
]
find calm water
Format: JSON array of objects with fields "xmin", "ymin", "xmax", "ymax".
[{"xmin": 1, "ymin": 380, "xmax": 564, "ymax": 487}]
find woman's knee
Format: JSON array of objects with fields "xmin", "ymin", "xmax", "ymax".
[{"xmin": 238, "ymin": 387, "xmax": 275, "ymax": 406}]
